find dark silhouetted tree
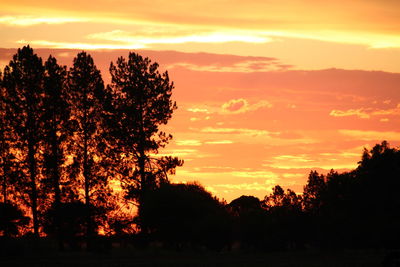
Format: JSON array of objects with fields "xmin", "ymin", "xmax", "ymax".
[
  {"xmin": 68, "ymin": 52, "xmax": 110, "ymax": 244},
  {"xmin": 141, "ymin": 182, "xmax": 230, "ymax": 250},
  {"xmin": 41, "ymin": 55, "xmax": 75, "ymax": 247},
  {"xmin": 263, "ymin": 185, "xmax": 304, "ymax": 250},
  {"xmin": 264, "ymin": 185, "xmax": 302, "ymax": 211},
  {"xmin": 42, "ymin": 55, "xmax": 71, "ymax": 207},
  {"xmin": 0, "ymin": 70, "xmax": 13, "ymax": 204},
  {"xmin": 2, "ymin": 46, "xmax": 44, "ymax": 237},
  {"xmin": 354, "ymin": 141, "xmax": 400, "ymax": 248},
  {"xmin": 228, "ymin": 195, "xmax": 266, "ymax": 250},
  {"xmin": 107, "ymin": 52, "xmax": 180, "ymax": 232},
  {"xmin": 303, "ymin": 170, "xmax": 326, "ymax": 214}
]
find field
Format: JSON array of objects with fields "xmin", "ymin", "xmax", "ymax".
[{"xmin": 0, "ymin": 242, "xmax": 387, "ymax": 267}]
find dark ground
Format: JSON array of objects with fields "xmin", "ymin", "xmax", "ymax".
[{"xmin": 0, "ymin": 244, "xmax": 388, "ymax": 267}]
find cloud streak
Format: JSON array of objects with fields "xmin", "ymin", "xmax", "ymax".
[
  {"xmin": 88, "ymin": 29, "xmax": 271, "ymax": 46},
  {"xmin": 330, "ymin": 104, "xmax": 400, "ymax": 119},
  {"xmin": 221, "ymin": 98, "xmax": 272, "ymax": 114},
  {"xmin": 0, "ymin": 15, "xmax": 86, "ymax": 26}
]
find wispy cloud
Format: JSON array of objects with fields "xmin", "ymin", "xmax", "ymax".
[
  {"xmin": 214, "ymin": 181, "xmax": 275, "ymax": 192},
  {"xmin": 200, "ymin": 127, "xmax": 278, "ymax": 137},
  {"xmin": 16, "ymin": 39, "xmax": 145, "ymax": 49},
  {"xmin": 330, "ymin": 104, "xmax": 400, "ymax": 119},
  {"xmin": 330, "ymin": 108, "xmax": 370, "ymax": 119},
  {"xmin": 0, "ymin": 15, "xmax": 86, "ymax": 26},
  {"xmin": 339, "ymin": 130, "xmax": 400, "ymax": 141},
  {"xmin": 87, "ymin": 29, "xmax": 271, "ymax": 47},
  {"xmin": 175, "ymin": 140, "xmax": 202, "ymax": 146},
  {"xmin": 187, "ymin": 107, "xmax": 211, "ymax": 114},
  {"xmin": 221, "ymin": 98, "xmax": 272, "ymax": 114},
  {"xmin": 204, "ymin": 140, "xmax": 233, "ymax": 145},
  {"xmin": 273, "ymin": 155, "xmax": 313, "ymax": 163},
  {"xmin": 167, "ymin": 60, "xmax": 289, "ymax": 72}
]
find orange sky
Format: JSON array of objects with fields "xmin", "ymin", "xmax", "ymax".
[{"xmin": 1, "ymin": 1, "xmax": 400, "ymax": 201}]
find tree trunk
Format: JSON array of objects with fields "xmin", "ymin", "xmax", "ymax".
[
  {"xmin": 138, "ymin": 145, "xmax": 146, "ymax": 232},
  {"xmin": 52, "ymin": 115, "xmax": 61, "ymax": 207},
  {"xmin": 50, "ymin": 117, "xmax": 63, "ymax": 249},
  {"xmin": 83, "ymin": 106, "xmax": 92, "ymax": 250},
  {"xmin": 137, "ymin": 98, "xmax": 147, "ymax": 233},
  {"xmin": 28, "ymin": 140, "xmax": 39, "ymax": 238},
  {"xmin": 2, "ymin": 169, "xmax": 6, "ymax": 204}
]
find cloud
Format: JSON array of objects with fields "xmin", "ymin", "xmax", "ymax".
[
  {"xmin": 230, "ymin": 171, "xmax": 278, "ymax": 179},
  {"xmin": 16, "ymin": 39, "xmax": 145, "ymax": 50},
  {"xmin": 200, "ymin": 127, "xmax": 278, "ymax": 137},
  {"xmin": 330, "ymin": 108, "xmax": 370, "ymax": 119},
  {"xmin": 187, "ymin": 107, "xmax": 211, "ymax": 113},
  {"xmin": 204, "ymin": 140, "xmax": 233, "ymax": 145},
  {"xmin": 221, "ymin": 98, "xmax": 272, "ymax": 114},
  {"xmin": 263, "ymin": 149, "xmax": 362, "ymax": 170},
  {"xmin": 87, "ymin": 29, "xmax": 271, "ymax": 48},
  {"xmin": 339, "ymin": 129, "xmax": 400, "ymax": 141},
  {"xmin": 273, "ymin": 155, "xmax": 313, "ymax": 163},
  {"xmin": 372, "ymin": 104, "xmax": 400, "ymax": 116},
  {"xmin": 175, "ymin": 140, "xmax": 202, "ymax": 146},
  {"xmin": 167, "ymin": 60, "xmax": 289, "ymax": 72},
  {"xmin": 330, "ymin": 104, "xmax": 400, "ymax": 119},
  {"xmin": 0, "ymin": 15, "xmax": 86, "ymax": 26},
  {"xmin": 222, "ymin": 98, "xmax": 247, "ymax": 113},
  {"xmin": 4, "ymin": 1, "xmax": 400, "ymax": 51},
  {"xmin": 214, "ymin": 181, "xmax": 275, "ymax": 192}
]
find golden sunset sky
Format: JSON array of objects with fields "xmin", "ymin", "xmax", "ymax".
[{"xmin": 1, "ymin": 0, "xmax": 400, "ymax": 201}]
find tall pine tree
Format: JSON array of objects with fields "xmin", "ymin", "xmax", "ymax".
[
  {"xmin": 108, "ymin": 52, "xmax": 181, "ymax": 232},
  {"xmin": 68, "ymin": 51, "xmax": 110, "ymax": 242},
  {"xmin": 42, "ymin": 55, "xmax": 71, "ymax": 207},
  {"xmin": 2, "ymin": 46, "xmax": 44, "ymax": 237}
]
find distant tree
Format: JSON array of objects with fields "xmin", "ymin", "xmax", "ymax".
[
  {"xmin": 228, "ymin": 195, "xmax": 261, "ymax": 215},
  {"xmin": 2, "ymin": 46, "xmax": 45, "ymax": 237},
  {"xmin": 228, "ymin": 195, "xmax": 266, "ymax": 250},
  {"xmin": 141, "ymin": 182, "xmax": 230, "ymax": 250},
  {"xmin": 319, "ymin": 170, "xmax": 357, "ymax": 246},
  {"xmin": 302, "ymin": 170, "xmax": 326, "ymax": 214},
  {"xmin": 68, "ymin": 52, "xmax": 111, "ymax": 243},
  {"xmin": 354, "ymin": 141, "xmax": 400, "ymax": 247},
  {"xmin": 107, "ymin": 52, "xmax": 181, "ymax": 232},
  {"xmin": 264, "ymin": 185, "xmax": 302, "ymax": 211},
  {"xmin": 263, "ymin": 185, "xmax": 304, "ymax": 250}
]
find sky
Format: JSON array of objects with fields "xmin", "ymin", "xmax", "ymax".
[{"xmin": 1, "ymin": 1, "xmax": 400, "ymax": 201}]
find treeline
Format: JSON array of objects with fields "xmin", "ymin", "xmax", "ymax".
[
  {"xmin": 140, "ymin": 141, "xmax": 400, "ymax": 251},
  {"xmin": 1, "ymin": 46, "xmax": 400, "ymax": 253},
  {"xmin": 0, "ymin": 46, "xmax": 181, "ymax": 247}
]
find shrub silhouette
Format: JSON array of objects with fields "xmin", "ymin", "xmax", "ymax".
[
  {"xmin": 0, "ymin": 202, "xmax": 29, "ymax": 237},
  {"xmin": 141, "ymin": 182, "xmax": 231, "ymax": 250}
]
